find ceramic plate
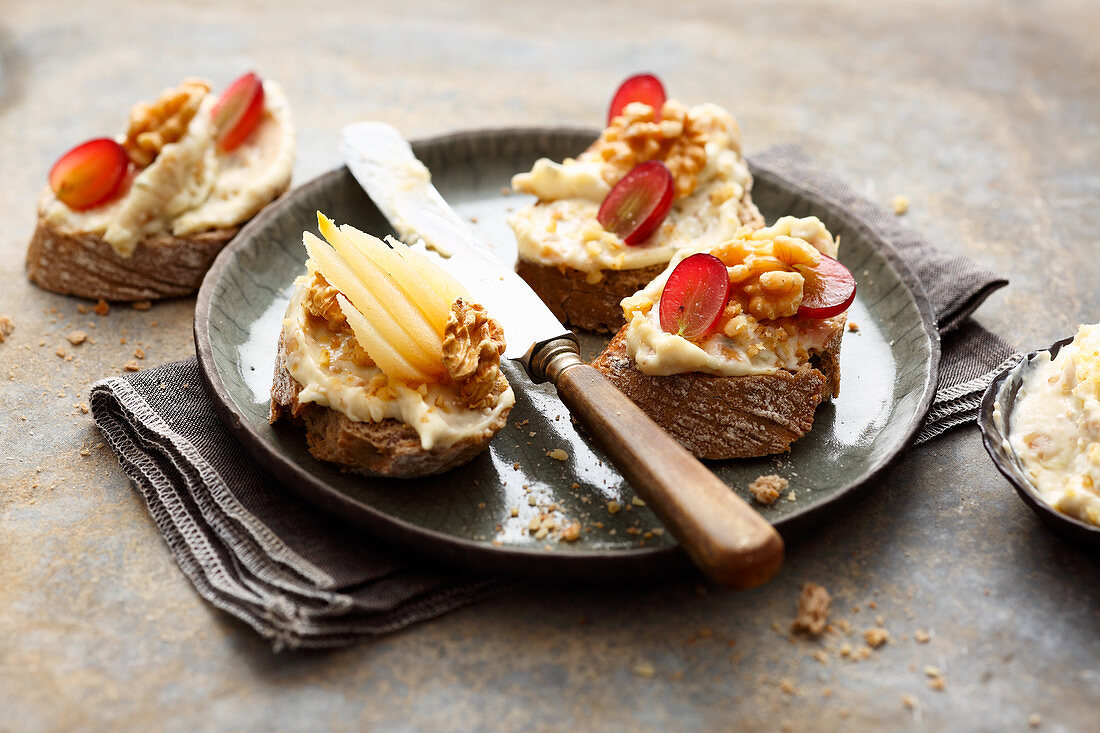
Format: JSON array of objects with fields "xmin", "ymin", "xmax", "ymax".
[{"xmin": 194, "ymin": 128, "xmax": 940, "ymax": 581}]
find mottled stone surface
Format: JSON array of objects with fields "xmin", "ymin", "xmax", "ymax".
[{"xmin": 2, "ymin": 1, "xmax": 1098, "ymax": 730}]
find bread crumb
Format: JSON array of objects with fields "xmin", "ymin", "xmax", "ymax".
[
  {"xmin": 847, "ymin": 321, "xmax": 860, "ymax": 332},
  {"xmin": 66, "ymin": 330, "xmax": 88, "ymax": 346},
  {"xmin": 55, "ymin": 347, "xmax": 67, "ymax": 358},
  {"xmin": 780, "ymin": 678, "xmax": 796, "ymax": 695},
  {"xmin": 607, "ymin": 500, "xmax": 622, "ymax": 514},
  {"xmin": 93, "ymin": 299, "xmax": 110, "ymax": 316},
  {"xmin": 561, "ymin": 522, "xmax": 581, "ymax": 541},
  {"xmin": 927, "ymin": 676, "xmax": 945, "ymax": 692},
  {"xmin": 791, "ymin": 583, "xmax": 831, "ymax": 637},
  {"xmin": 632, "ymin": 662, "xmax": 656, "ymax": 678},
  {"xmin": 813, "ymin": 649, "xmax": 829, "ymax": 665},
  {"xmin": 123, "ymin": 360, "xmax": 141, "ymax": 372},
  {"xmin": 132, "ymin": 300, "xmax": 153, "ymax": 311},
  {"xmin": 76, "ymin": 303, "xmax": 90, "ymax": 315},
  {"xmin": 749, "ymin": 474, "xmax": 788, "ymax": 505},
  {"xmin": 891, "ymin": 195, "xmax": 910, "ymax": 215},
  {"xmin": 0, "ymin": 315, "xmax": 14, "ymax": 343},
  {"xmin": 914, "ymin": 629, "xmax": 931, "ymax": 643},
  {"xmin": 923, "ymin": 664, "xmax": 942, "ymax": 678},
  {"xmin": 547, "ymin": 448, "xmax": 568, "ymax": 461},
  {"xmin": 133, "ymin": 347, "xmax": 145, "ymax": 360},
  {"xmin": 509, "ymin": 507, "xmax": 519, "ymax": 517},
  {"xmin": 1028, "ymin": 713, "xmax": 1042, "ymax": 727},
  {"xmin": 632, "ymin": 496, "xmax": 646, "ymax": 507},
  {"xmin": 786, "ymin": 491, "xmax": 796, "ymax": 502},
  {"xmin": 864, "ymin": 628, "xmax": 889, "ymax": 648},
  {"xmin": 902, "ymin": 693, "xmax": 918, "ymax": 710}
]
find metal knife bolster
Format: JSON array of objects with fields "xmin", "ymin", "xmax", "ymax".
[{"xmin": 340, "ymin": 121, "xmax": 579, "ymax": 379}]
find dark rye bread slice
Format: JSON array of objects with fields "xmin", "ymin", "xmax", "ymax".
[
  {"xmin": 269, "ymin": 332, "xmax": 511, "ymax": 479},
  {"xmin": 515, "ymin": 193, "xmax": 766, "ymax": 334},
  {"xmin": 26, "ymin": 218, "xmax": 238, "ymax": 301},
  {"xmin": 515, "ymin": 259, "xmax": 664, "ymax": 334},
  {"xmin": 591, "ymin": 317, "xmax": 845, "ymax": 459}
]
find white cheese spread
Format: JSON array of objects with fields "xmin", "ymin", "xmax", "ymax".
[
  {"xmin": 1009, "ymin": 324, "xmax": 1100, "ymax": 526},
  {"xmin": 508, "ymin": 102, "xmax": 757, "ymax": 273},
  {"xmin": 42, "ymin": 80, "xmax": 294, "ymax": 258},
  {"xmin": 281, "ymin": 269, "xmax": 515, "ymax": 451},
  {"xmin": 620, "ymin": 216, "xmax": 844, "ymax": 377}
]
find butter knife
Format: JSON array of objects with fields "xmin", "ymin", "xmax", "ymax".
[{"xmin": 340, "ymin": 122, "xmax": 783, "ymax": 589}]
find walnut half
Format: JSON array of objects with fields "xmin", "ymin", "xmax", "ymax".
[
  {"xmin": 442, "ymin": 299, "xmax": 506, "ymax": 409},
  {"xmin": 123, "ymin": 78, "xmax": 211, "ymax": 167}
]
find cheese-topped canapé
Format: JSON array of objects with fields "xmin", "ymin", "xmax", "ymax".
[
  {"xmin": 508, "ymin": 100, "xmax": 761, "ymax": 274},
  {"xmin": 620, "ymin": 216, "xmax": 845, "ymax": 377},
  {"xmin": 1008, "ymin": 323, "xmax": 1100, "ymax": 526},
  {"xmin": 42, "ymin": 79, "xmax": 294, "ymax": 257},
  {"xmin": 282, "ymin": 266, "xmax": 515, "ymax": 451}
]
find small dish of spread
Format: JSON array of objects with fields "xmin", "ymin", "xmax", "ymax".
[{"xmin": 979, "ymin": 324, "xmax": 1100, "ymax": 547}]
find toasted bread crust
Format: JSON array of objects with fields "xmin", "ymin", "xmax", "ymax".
[
  {"xmin": 26, "ymin": 216, "xmax": 238, "ymax": 301},
  {"xmin": 591, "ymin": 322, "xmax": 844, "ymax": 459},
  {"xmin": 269, "ymin": 332, "xmax": 511, "ymax": 478},
  {"xmin": 516, "ymin": 260, "xmax": 666, "ymax": 334}
]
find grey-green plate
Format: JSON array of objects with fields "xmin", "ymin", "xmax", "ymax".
[{"xmin": 194, "ymin": 128, "xmax": 939, "ymax": 582}]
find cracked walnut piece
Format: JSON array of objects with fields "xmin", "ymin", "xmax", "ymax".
[
  {"xmin": 791, "ymin": 582, "xmax": 832, "ymax": 637},
  {"xmin": 123, "ymin": 78, "xmax": 211, "ymax": 167},
  {"xmin": 442, "ymin": 299, "xmax": 506, "ymax": 410},
  {"xmin": 579, "ymin": 100, "xmax": 715, "ymax": 199}
]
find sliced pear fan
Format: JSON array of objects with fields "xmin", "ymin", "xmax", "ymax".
[
  {"xmin": 337, "ymin": 223, "xmax": 452, "ymax": 334},
  {"xmin": 302, "ymin": 232, "xmax": 443, "ymax": 378},
  {"xmin": 334, "ymin": 294, "xmax": 432, "ymax": 384},
  {"xmin": 316, "ymin": 214, "xmax": 443, "ymax": 356}
]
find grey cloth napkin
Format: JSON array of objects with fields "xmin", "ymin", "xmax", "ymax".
[{"xmin": 90, "ymin": 145, "xmax": 1016, "ymax": 649}]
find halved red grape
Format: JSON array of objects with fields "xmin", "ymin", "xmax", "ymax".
[
  {"xmin": 797, "ymin": 254, "xmax": 857, "ymax": 319},
  {"xmin": 597, "ymin": 160, "xmax": 674, "ymax": 245},
  {"xmin": 608, "ymin": 73, "xmax": 666, "ymax": 125},
  {"xmin": 48, "ymin": 138, "xmax": 129, "ymax": 210},
  {"xmin": 659, "ymin": 253, "xmax": 731, "ymax": 340},
  {"xmin": 212, "ymin": 72, "xmax": 265, "ymax": 152}
]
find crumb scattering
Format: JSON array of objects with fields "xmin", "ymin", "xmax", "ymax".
[
  {"xmin": 132, "ymin": 300, "xmax": 153, "ymax": 311},
  {"xmin": 607, "ymin": 500, "xmax": 622, "ymax": 515},
  {"xmin": 1028, "ymin": 713, "xmax": 1042, "ymax": 727},
  {"xmin": 547, "ymin": 448, "xmax": 568, "ymax": 461},
  {"xmin": 93, "ymin": 299, "xmax": 110, "ymax": 316},
  {"xmin": 864, "ymin": 627, "xmax": 889, "ymax": 648},
  {"xmin": 0, "ymin": 314, "xmax": 14, "ymax": 343},
  {"xmin": 891, "ymin": 195, "xmax": 910, "ymax": 215},
  {"xmin": 902, "ymin": 693, "xmax": 918, "ymax": 710},
  {"xmin": 914, "ymin": 629, "xmax": 931, "ymax": 643},
  {"xmin": 66, "ymin": 330, "xmax": 88, "ymax": 346},
  {"xmin": 847, "ymin": 321, "xmax": 860, "ymax": 332},
  {"xmin": 791, "ymin": 583, "xmax": 831, "ymax": 637},
  {"xmin": 133, "ymin": 347, "xmax": 145, "ymax": 359},
  {"xmin": 123, "ymin": 360, "xmax": 141, "ymax": 372},
  {"xmin": 749, "ymin": 474, "xmax": 788, "ymax": 505}
]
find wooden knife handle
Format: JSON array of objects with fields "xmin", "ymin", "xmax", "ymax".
[{"xmin": 550, "ymin": 358, "xmax": 784, "ymax": 590}]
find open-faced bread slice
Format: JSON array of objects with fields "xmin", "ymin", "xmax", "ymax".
[
  {"xmin": 26, "ymin": 75, "xmax": 294, "ymax": 301},
  {"xmin": 592, "ymin": 216, "xmax": 851, "ymax": 459},
  {"xmin": 509, "ymin": 98, "xmax": 763, "ymax": 333},
  {"xmin": 270, "ymin": 214, "xmax": 514, "ymax": 478}
]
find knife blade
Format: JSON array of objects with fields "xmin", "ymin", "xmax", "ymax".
[
  {"xmin": 340, "ymin": 122, "xmax": 570, "ymax": 370},
  {"xmin": 339, "ymin": 121, "xmax": 784, "ymax": 590}
]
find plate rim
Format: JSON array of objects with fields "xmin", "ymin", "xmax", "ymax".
[{"xmin": 194, "ymin": 125, "xmax": 942, "ymax": 579}]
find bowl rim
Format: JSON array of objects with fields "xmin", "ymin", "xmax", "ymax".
[{"xmin": 978, "ymin": 334, "xmax": 1100, "ymax": 539}]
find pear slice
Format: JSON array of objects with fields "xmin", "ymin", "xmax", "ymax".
[
  {"xmin": 335, "ymin": 294, "xmax": 431, "ymax": 384},
  {"xmin": 338, "ymin": 224, "xmax": 451, "ymax": 334},
  {"xmin": 389, "ymin": 239, "xmax": 470, "ymax": 308},
  {"xmin": 315, "ymin": 215, "xmax": 444, "ymax": 361},
  {"xmin": 304, "ymin": 232, "xmax": 443, "ymax": 377}
]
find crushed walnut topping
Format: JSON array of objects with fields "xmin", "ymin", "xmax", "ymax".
[
  {"xmin": 441, "ymin": 299, "xmax": 506, "ymax": 409},
  {"xmin": 579, "ymin": 100, "xmax": 718, "ymax": 199},
  {"xmin": 123, "ymin": 79, "xmax": 210, "ymax": 167},
  {"xmin": 303, "ymin": 272, "xmax": 372, "ymax": 368}
]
